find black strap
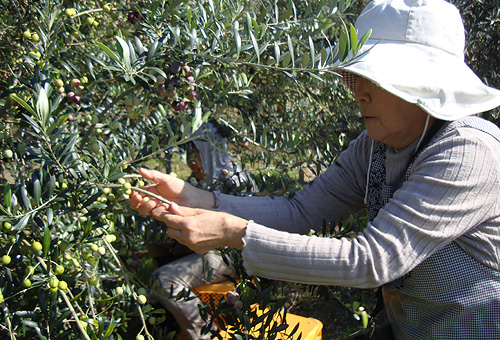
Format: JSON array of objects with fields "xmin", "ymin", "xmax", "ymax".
[
  {"xmin": 369, "ymin": 287, "xmax": 385, "ymax": 325},
  {"xmin": 414, "ymin": 119, "xmax": 445, "ymax": 157}
]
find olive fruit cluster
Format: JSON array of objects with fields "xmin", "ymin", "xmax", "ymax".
[
  {"xmin": 117, "ymin": 178, "xmax": 133, "ymax": 200},
  {"xmin": 23, "ymin": 29, "xmax": 40, "ymax": 43},
  {"xmin": 81, "ymin": 241, "xmax": 108, "ymax": 266},
  {"xmin": 123, "ymin": 94, "xmax": 148, "ymax": 119},
  {"xmin": 216, "ymin": 168, "xmax": 250, "ymax": 194},
  {"xmin": 137, "ymin": 287, "xmax": 148, "ymax": 305},
  {"xmin": 65, "ymin": 77, "xmax": 88, "ymax": 104},
  {"xmin": 127, "ymin": 11, "xmax": 142, "ymax": 25},
  {"xmin": 225, "ymin": 290, "xmax": 243, "ymax": 310},
  {"xmin": 1, "ymin": 241, "xmax": 66, "ymax": 292},
  {"xmin": 155, "ymin": 62, "xmax": 199, "ymax": 112}
]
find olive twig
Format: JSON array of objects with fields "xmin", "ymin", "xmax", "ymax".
[
  {"xmin": 97, "ymin": 184, "xmax": 172, "ymax": 206},
  {"xmin": 1, "ymin": 298, "xmax": 15, "ymax": 340},
  {"xmin": 130, "ymin": 186, "xmax": 172, "ymax": 205}
]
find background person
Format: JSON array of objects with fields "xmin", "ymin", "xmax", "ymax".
[
  {"xmin": 185, "ymin": 121, "xmax": 255, "ymax": 193},
  {"xmin": 148, "ymin": 121, "xmax": 256, "ymax": 340},
  {"xmin": 132, "ymin": 0, "xmax": 500, "ymax": 338}
]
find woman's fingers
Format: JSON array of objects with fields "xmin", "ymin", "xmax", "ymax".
[
  {"xmin": 153, "ymin": 202, "xmax": 189, "ymax": 223},
  {"xmin": 130, "ymin": 179, "xmax": 240, "ymax": 253},
  {"xmin": 149, "ymin": 204, "xmax": 246, "ymax": 253},
  {"xmin": 128, "ymin": 191, "xmax": 143, "ymax": 210},
  {"xmin": 148, "ymin": 201, "xmax": 183, "ymax": 223},
  {"xmin": 136, "ymin": 168, "xmax": 215, "ymax": 210},
  {"xmin": 129, "ymin": 170, "xmax": 173, "ymax": 215},
  {"xmin": 166, "ymin": 201, "xmax": 184, "ymax": 216},
  {"xmin": 139, "ymin": 168, "xmax": 163, "ymax": 183},
  {"xmin": 129, "ymin": 188, "xmax": 166, "ymax": 216},
  {"xmin": 140, "ymin": 168, "xmax": 178, "ymax": 192}
]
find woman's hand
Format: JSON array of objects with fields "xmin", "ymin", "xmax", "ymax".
[
  {"xmin": 149, "ymin": 202, "xmax": 248, "ymax": 254},
  {"xmin": 129, "ymin": 168, "xmax": 215, "ymax": 216},
  {"xmin": 129, "ymin": 168, "xmax": 247, "ymax": 253}
]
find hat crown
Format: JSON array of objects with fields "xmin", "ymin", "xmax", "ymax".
[{"xmin": 356, "ymin": 0, "xmax": 465, "ymax": 59}]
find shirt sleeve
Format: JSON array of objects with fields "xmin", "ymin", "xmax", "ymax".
[
  {"xmin": 239, "ymin": 128, "xmax": 500, "ymax": 288},
  {"xmin": 216, "ymin": 131, "xmax": 371, "ymax": 234}
]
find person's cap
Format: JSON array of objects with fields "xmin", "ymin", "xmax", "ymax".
[{"xmin": 333, "ymin": 0, "xmax": 500, "ymax": 121}]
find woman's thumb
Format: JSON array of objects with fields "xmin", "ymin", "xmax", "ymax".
[
  {"xmin": 167, "ymin": 202, "xmax": 184, "ymax": 216},
  {"xmin": 139, "ymin": 168, "xmax": 163, "ymax": 184}
]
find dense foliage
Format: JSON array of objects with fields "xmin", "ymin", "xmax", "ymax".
[
  {"xmin": 0, "ymin": 0, "xmax": 370, "ymax": 339},
  {"xmin": 449, "ymin": 0, "xmax": 500, "ymax": 123},
  {"xmin": 0, "ymin": 0, "xmax": 498, "ymax": 339}
]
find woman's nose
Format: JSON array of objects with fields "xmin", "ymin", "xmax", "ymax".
[{"xmin": 354, "ymin": 78, "xmax": 371, "ymax": 104}]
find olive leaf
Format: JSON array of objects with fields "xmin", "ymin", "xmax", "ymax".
[
  {"xmin": 234, "ymin": 20, "xmax": 242, "ymax": 59},
  {"xmin": 287, "ymin": 34, "xmax": 295, "ymax": 67},
  {"xmin": 36, "ymin": 87, "xmax": 50, "ymax": 128}
]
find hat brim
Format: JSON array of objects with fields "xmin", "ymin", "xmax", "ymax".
[{"xmin": 334, "ymin": 39, "xmax": 500, "ymax": 121}]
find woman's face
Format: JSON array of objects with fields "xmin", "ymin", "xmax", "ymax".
[
  {"xmin": 355, "ymin": 77, "xmax": 434, "ymax": 148},
  {"xmin": 187, "ymin": 145, "xmax": 206, "ymax": 180}
]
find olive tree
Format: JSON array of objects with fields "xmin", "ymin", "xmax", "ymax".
[{"xmin": 0, "ymin": 0, "xmax": 370, "ymax": 339}]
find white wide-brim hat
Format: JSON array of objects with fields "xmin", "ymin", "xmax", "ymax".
[{"xmin": 333, "ymin": 0, "xmax": 500, "ymax": 121}]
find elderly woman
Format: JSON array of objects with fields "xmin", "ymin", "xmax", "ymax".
[{"xmin": 131, "ymin": 0, "xmax": 500, "ymax": 338}]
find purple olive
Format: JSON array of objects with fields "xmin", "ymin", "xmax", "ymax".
[
  {"xmin": 188, "ymin": 91, "xmax": 199, "ymax": 101},
  {"xmin": 171, "ymin": 100, "xmax": 187, "ymax": 111},
  {"xmin": 170, "ymin": 61, "xmax": 181, "ymax": 74}
]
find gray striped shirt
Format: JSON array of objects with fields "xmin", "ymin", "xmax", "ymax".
[{"xmin": 216, "ymin": 116, "xmax": 500, "ymax": 338}]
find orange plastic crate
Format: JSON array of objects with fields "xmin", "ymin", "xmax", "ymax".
[
  {"xmin": 193, "ymin": 281, "xmax": 236, "ymax": 310},
  {"xmin": 218, "ymin": 306, "xmax": 323, "ymax": 340},
  {"xmin": 193, "ymin": 281, "xmax": 323, "ymax": 340}
]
